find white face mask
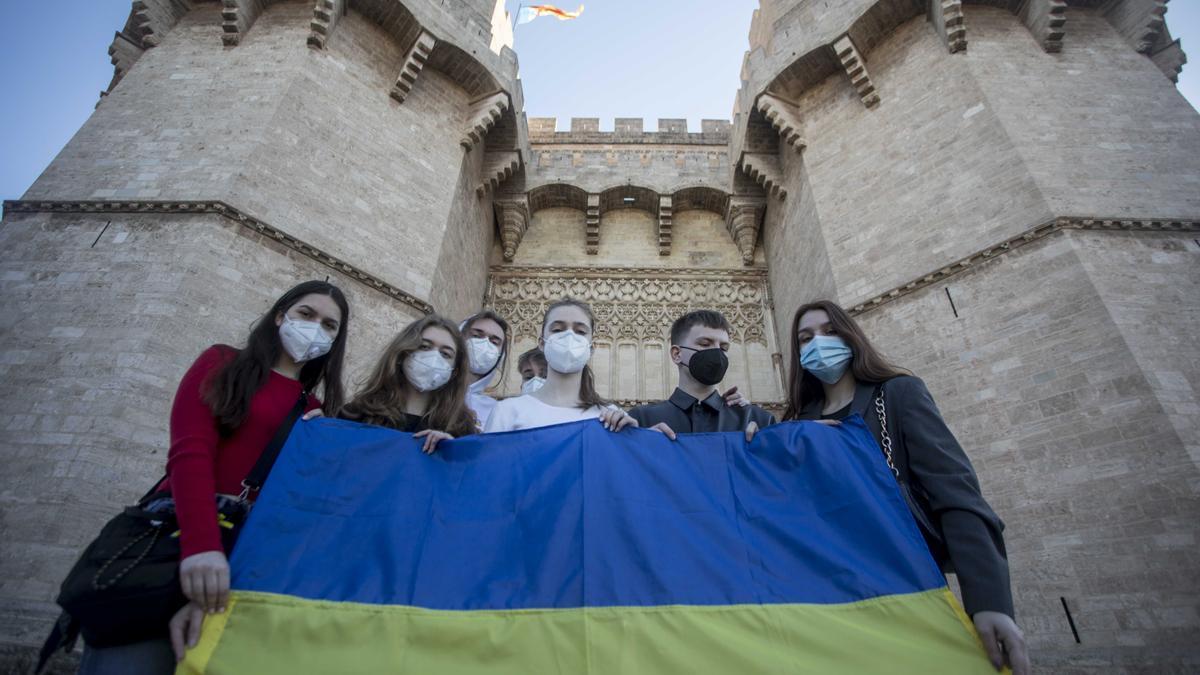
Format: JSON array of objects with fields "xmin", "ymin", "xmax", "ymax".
[
  {"xmin": 279, "ymin": 315, "xmax": 334, "ymax": 363},
  {"xmin": 402, "ymin": 349, "xmax": 455, "ymax": 392},
  {"xmin": 465, "ymin": 337, "xmax": 502, "ymax": 375},
  {"xmin": 521, "ymin": 376, "xmax": 546, "ymax": 395},
  {"xmin": 543, "ymin": 331, "xmax": 592, "ymax": 374}
]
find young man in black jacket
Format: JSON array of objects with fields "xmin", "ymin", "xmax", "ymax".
[{"xmin": 630, "ymin": 310, "xmax": 775, "ymax": 440}]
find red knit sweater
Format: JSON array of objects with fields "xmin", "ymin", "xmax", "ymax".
[{"xmin": 165, "ymin": 345, "xmax": 321, "ymax": 558}]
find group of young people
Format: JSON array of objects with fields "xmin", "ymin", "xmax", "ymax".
[{"xmin": 79, "ymin": 279, "xmax": 1029, "ymax": 675}]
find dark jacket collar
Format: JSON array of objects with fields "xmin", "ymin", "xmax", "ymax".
[{"xmin": 669, "ymin": 387, "xmax": 723, "ymax": 412}]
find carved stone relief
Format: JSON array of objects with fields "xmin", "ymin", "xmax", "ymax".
[{"xmin": 485, "ymin": 265, "xmax": 785, "ymax": 404}]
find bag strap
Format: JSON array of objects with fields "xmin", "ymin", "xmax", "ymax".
[
  {"xmin": 871, "ymin": 382, "xmax": 901, "ymax": 479},
  {"xmin": 239, "ymin": 390, "xmax": 309, "ymax": 499},
  {"xmin": 135, "ymin": 475, "xmax": 169, "ymax": 506},
  {"xmin": 35, "ymin": 612, "xmax": 78, "ymax": 674}
]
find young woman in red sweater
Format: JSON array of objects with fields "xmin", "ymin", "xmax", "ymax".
[{"xmin": 82, "ymin": 280, "xmax": 349, "ymax": 674}]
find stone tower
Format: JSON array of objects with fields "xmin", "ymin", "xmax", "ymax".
[
  {"xmin": 1, "ymin": 0, "xmax": 1198, "ymax": 671},
  {"xmin": 733, "ymin": 0, "xmax": 1200, "ymax": 671}
]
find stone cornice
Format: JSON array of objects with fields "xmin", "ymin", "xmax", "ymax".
[
  {"xmin": 849, "ymin": 216, "xmax": 1200, "ymax": 315},
  {"xmin": 489, "ymin": 265, "xmax": 769, "ymax": 281},
  {"xmin": 1, "ymin": 199, "xmax": 433, "ymax": 315}
]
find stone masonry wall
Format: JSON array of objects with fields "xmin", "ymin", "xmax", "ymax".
[
  {"xmin": 1074, "ymin": 231, "xmax": 1200, "ymax": 473},
  {"xmin": 967, "ymin": 7, "xmax": 1200, "ymax": 220},
  {"xmin": 512, "ymin": 208, "xmax": 753, "ymax": 268},
  {"xmin": 0, "ymin": 211, "xmax": 420, "ymax": 655},
  {"xmin": 24, "ymin": 1, "xmax": 484, "ymax": 304},
  {"xmin": 761, "ymin": 150, "xmax": 837, "ymax": 344},
  {"xmin": 755, "ymin": 5, "xmax": 1200, "ymax": 670},
  {"xmin": 5, "ymin": 0, "xmax": 1199, "ymax": 671},
  {"xmin": 232, "ymin": 5, "xmax": 475, "ymax": 301},
  {"xmin": 0, "ymin": 3, "xmax": 510, "ymax": 661},
  {"xmin": 772, "ymin": 7, "xmax": 1200, "ymax": 315},
  {"xmin": 25, "ymin": 4, "xmax": 261, "ymax": 203},
  {"xmin": 429, "ymin": 147, "xmax": 495, "ymax": 319},
  {"xmin": 789, "ymin": 13, "xmax": 1051, "ymax": 307},
  {"xmin": 855, "ymin": 231, "xmax": 1200, "ymax": 672},
  {"xmin": 527, "ymin": 142, "xmax": 730, "ymax": 195}
]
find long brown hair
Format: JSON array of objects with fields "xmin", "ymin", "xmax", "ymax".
[
  {"xmin": 542, "ymin": 298, "xmax": 609, "ymax": 410},
  {"xmin": 463, "ymin": 309, "xmax": 511, "ymax": 392},
  {"xmin": 781, "ymin": 300, "xmax": 907, "ymax": 421},
  {"xmin": 203, "ymin": 280, "xmax": 349, "ymax": 435},
  {"xmin": 340, "ymin": 314, "xmax": 477, "ymax": 437}
]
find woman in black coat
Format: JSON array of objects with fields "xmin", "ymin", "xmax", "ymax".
[{"xmin": 782, "ymin": 300, "xmax": 1029, "ymax": 675}]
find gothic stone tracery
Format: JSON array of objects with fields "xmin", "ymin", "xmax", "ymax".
[{"xmin": 485, "ymin": 266, "xmax": 782, "ymax": 404}]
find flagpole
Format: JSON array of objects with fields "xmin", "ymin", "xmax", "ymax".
[{"xmin": 511, "ymin": 3, "xmax": 523, "ymax": 30}]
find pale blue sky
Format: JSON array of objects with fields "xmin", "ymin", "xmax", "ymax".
[{"xmin": 0, "ymin": 1, "xmax": 1196, "ymax": 199}]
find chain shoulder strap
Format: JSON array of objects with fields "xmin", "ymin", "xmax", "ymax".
[{"xmin": 874, "ymin": 391, "xmax": 900, "ymax": 478}]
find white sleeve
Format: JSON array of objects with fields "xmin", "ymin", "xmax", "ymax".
[{"xmin": 483, "ymin": 399, "xmax": 513, "ymax": 433}]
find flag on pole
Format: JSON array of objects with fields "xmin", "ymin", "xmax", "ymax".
[
  {"xmin": 180, "ymin": 416, "xmax": 999, "ymax": 674},
  {"xmin": 516, "ymin": 4, "xmax": 584, "ymax": 25}
]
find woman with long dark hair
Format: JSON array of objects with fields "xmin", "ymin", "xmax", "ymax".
[
  {"xmin": 89, "ymin": 280, "xmax": 349, "ymax": 673},
  {"xmin": 484, "ymin": 298, "xmax": 635, "ymax": 433},
  {"xmin": 782, "ymin": 300, "xmax": 1028, "ymax": 675},
  {"xmin": 339, "ymin": 314, "xmax": 477, "ymax": 446}
]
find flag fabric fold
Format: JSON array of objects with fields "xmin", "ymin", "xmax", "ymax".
[
  {"xmin": 516, "ymin": 4, "xmax": 584, "ymax": 25},
  {"xmin": 180, "ymin": 415, "xmax": 997, "ymax": 674}
]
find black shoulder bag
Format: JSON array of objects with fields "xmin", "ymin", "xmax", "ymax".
[
  {"xmin": 872, "ymin": 383, "xmax": 953, "ymax": 574},
  {"xmin": 36, "ymin": 391, "xmax": 309, "ymax": 672}
]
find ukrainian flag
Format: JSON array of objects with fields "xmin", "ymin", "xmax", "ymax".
[{"xmin": 180, "ymin": 416, "xmax": 999, "ymax": 674}]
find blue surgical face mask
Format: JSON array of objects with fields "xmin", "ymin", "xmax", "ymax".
[{"xmin": 800, "ymin": 335, "xmax": 853, "ymax": 384}]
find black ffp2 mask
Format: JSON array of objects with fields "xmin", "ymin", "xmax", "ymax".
[{"xmin": 679, "ymin": 346, "xmax": 729, "ymax": 386}]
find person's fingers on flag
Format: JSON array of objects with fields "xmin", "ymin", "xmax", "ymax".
[
  {"xmin": 414, "ymin": 429, "xmax": 452, "ymax": 454},
  {"xmin": 744, "ymin": 421, "xmax": 759, "ymax": 443},
  {"xmin": 191, "ymin": 573, "xmax": 206, "ymax": 611},
  {"xmin": 180, "ymin": 568, "xmax": 195, "ymax": 604},
  {"xmin": 985, "ymin": 629, "xmax": 1003, "ymax": 671},
  {"xmin": 1000, "ymin": 624, "xmax": 1030, "ymax": 675},
  {"xmin": 649, "ymin": 422, "xmax": 676, "ymax": 440},
  {"xmin": 413, "ymin": 429, "xmax": 432, "ymax": 453},
  {"xmin": 186, "ymin": 603, "xmax": 204, "ymax": 649},
  {"xmin": 977, "ymin": 621, "xmax": 1003, "ymax": 671},
  {"xmin": 169, "ymin": 602, "xmax": 203, "ymax": 661},
  {"xmin": 169, "ymin": 605, "xmax": 186, "ymax": 660},
  {"xmin": 216, "ymin": 565, "xmax": 230, "ymax": 613},
  {"xmin": 613, "ymin": 412, "xmax": 637, "ymax": 431},
  {"xmin": 204, "ymin": 568, "xmax": 221, "ymax": 613}
]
